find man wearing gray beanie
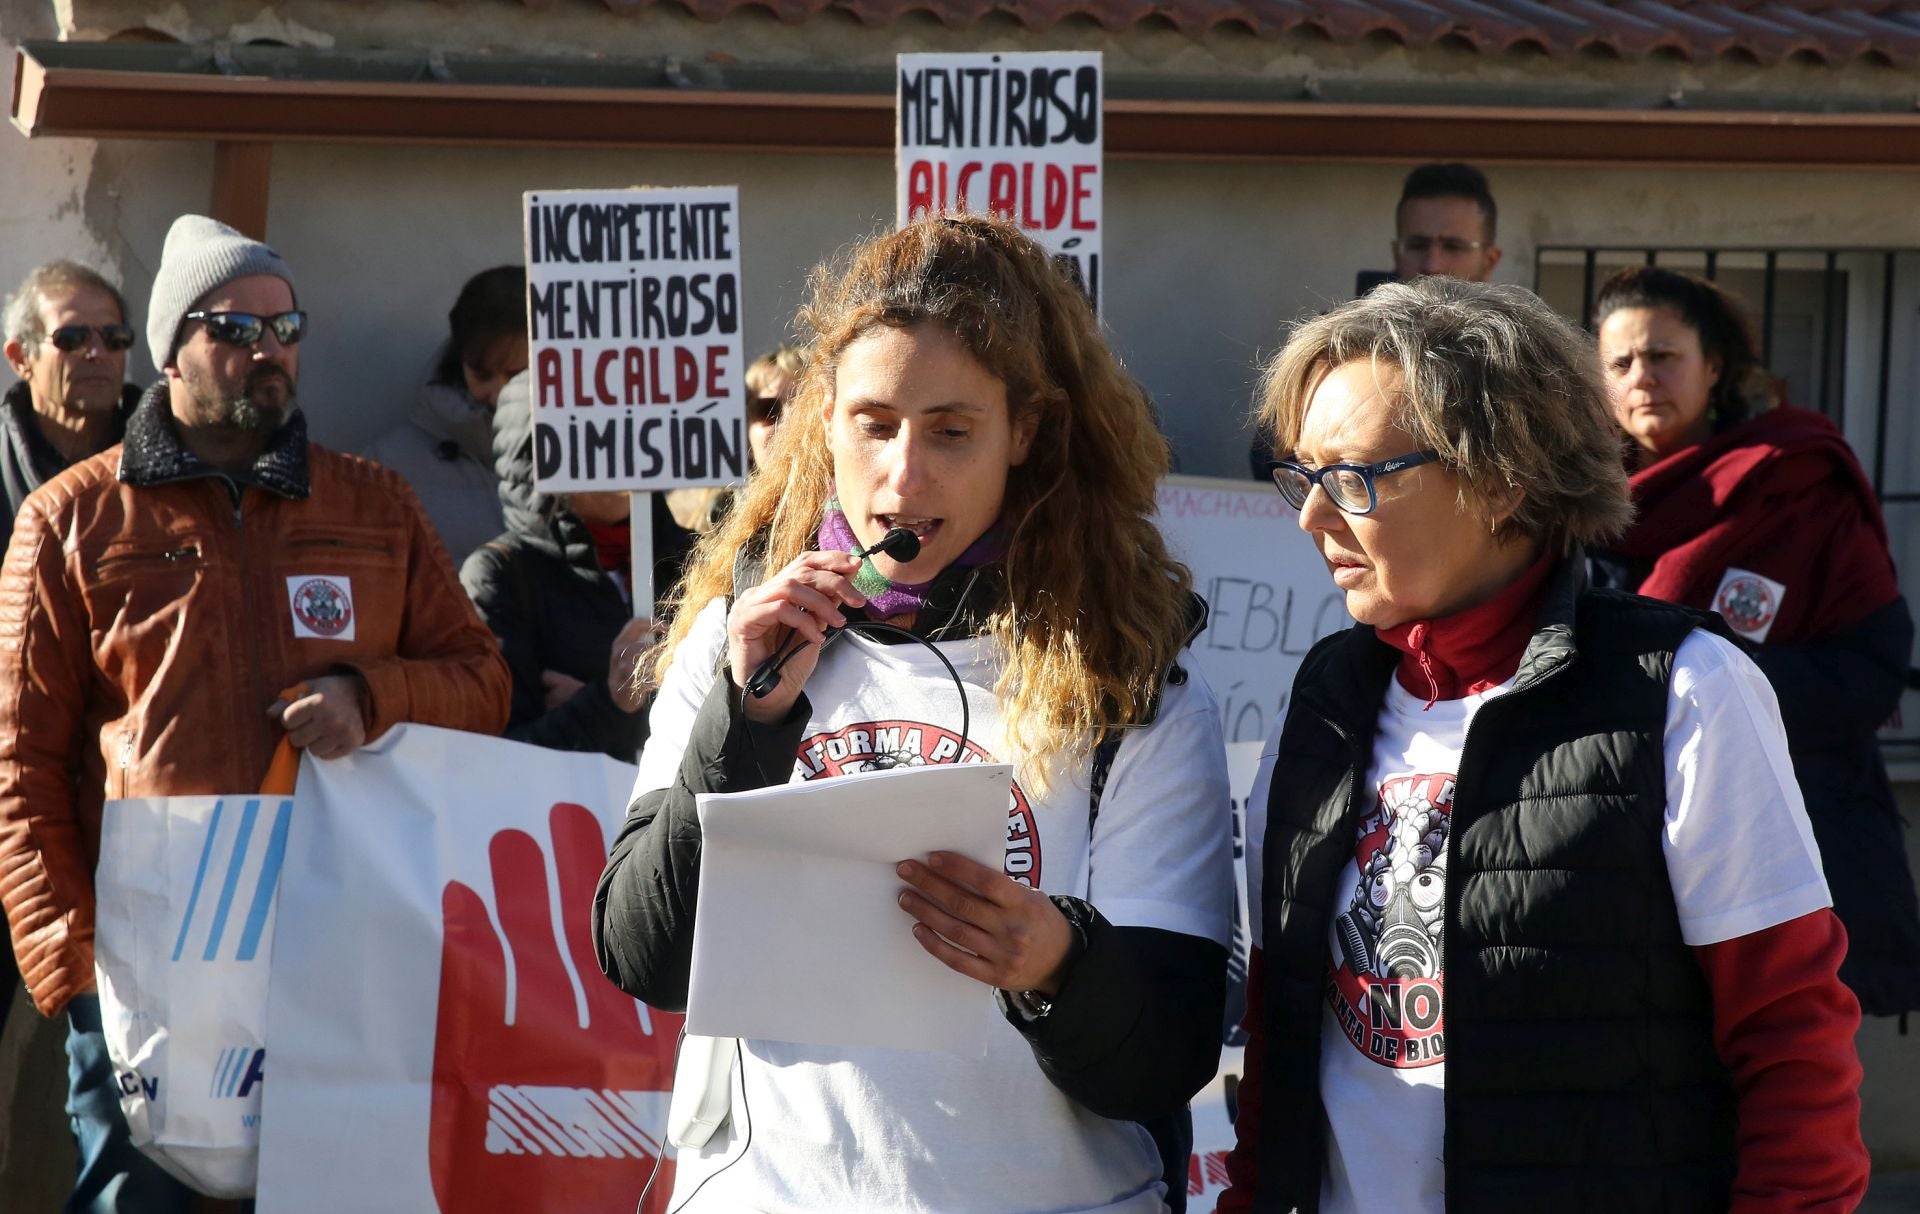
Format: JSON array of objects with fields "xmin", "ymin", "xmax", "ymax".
[{"xmin": 0, "ymin": 214, "xmax": 512, "ymax": 1209}]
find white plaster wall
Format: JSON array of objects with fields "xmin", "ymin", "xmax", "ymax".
[
  {"xmin": 1, "ymin": 34, "xmax": 217, "ymax": 374},
  {"xmin": 0, "ymin": 41, "xmax": 115, "ymax": 320},
  {"xmin": 258, "ymin": 145, "xmax": 1920, "ymax": 476}
]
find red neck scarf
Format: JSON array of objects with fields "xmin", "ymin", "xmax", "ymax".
[
  {"xmin": 1377, "ymin": 552, "xmax": 1556, "ymax": 708},
  {"xmin": 1612, "ymin": 406, "xmax": 1896, "ymax": 643},
  {"xmin": 583, "ymin": 519, "xmax": 632, "ymax": 583}
]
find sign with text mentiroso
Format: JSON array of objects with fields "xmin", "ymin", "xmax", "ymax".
[
  {"xmin": 896, "ymin": 52, "xmax": 1102, "ymax": 310},
  {"xmin": 523, "ymin": 186, "xmax": 746, "ymax": 493}
]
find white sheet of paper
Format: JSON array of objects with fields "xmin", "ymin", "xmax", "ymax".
[{"xmin": 687, "ymin": 763, "xmax": 1011, "ymax": 1056}]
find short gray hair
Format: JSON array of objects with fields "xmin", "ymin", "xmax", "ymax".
[
  {"xmin": 1258, "ymin": 277, "xmax": 1631, "ymax": 551},
  {"xmin": 3, "ymin": 261, "xmax": 128, "ymax": 351}
]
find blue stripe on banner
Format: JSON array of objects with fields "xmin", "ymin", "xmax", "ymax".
[
  {"xmin": 208, "ymin": 1048, "xmax": 228, "ymax": 1098},
  {"xmin": 203, "ymin": 799, "xmax": 261, "ymax": 962},
  {"xmin": 172, "ymin": 800, "xmax": 226, "ymax": 963},
  {"xmin": 223, "ymin": 1048, "xmax": 243, "ymax": 1098},
  {"xmin": 235, "ymin": 800, "xmax": 291, "ymax": 962}
]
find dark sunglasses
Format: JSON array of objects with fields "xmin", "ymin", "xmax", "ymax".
[
  {"xmin": 184, "ymin": 310, "xmax": 307, "ymax": 348},
  {"xmin": 47, "ymin": 324, "xmax": 136, "ymax": 353}
]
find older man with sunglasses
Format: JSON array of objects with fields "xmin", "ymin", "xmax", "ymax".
[
  {"xmin": 0, "ymin": 262, "xmax": 141, "ymax": 525},
  {"xmin": 0, "ymin": 215, "xmax": 511, "ymax": 1212},
  {"xmin": 0, "ymin": 262, "xmax": 144, "ymax": 1208}
]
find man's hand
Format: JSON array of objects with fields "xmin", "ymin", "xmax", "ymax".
[
  {"xmin": 267, "ymin": 673, "xmax": 368, "ymax": 759},
  {"xmin": 896, "ymin": 852, "xmax": 1077, "ymax": 996},
  {"xmin": 541, "ymin": 669, "xmax": 586, "ymax": 709},
  {"xmin": 608, "ymin": 617, "xmax": 661, "ymax": 714}
]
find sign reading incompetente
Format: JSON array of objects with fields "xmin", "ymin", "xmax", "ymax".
[
  {"xmin": 896, "ymin": 52, "xmax": 1102, "ymax": 311},
  {"xmin": 523, "ymin": 186, "xmax": 746, "ymax": 493}
]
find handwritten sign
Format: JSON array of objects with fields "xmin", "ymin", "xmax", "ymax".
[
  {"xmin": 1154, "ymin": 475, "xmax": 1353, "ymax": 745},
  {"xmin": 897, "ymin": 52, "xmax": 1102, "ymax": 310},
  {"xmin": 523, "ymin": 186, "xmax": 746, "ymax": 492}
]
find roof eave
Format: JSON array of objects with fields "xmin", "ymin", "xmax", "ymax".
[{"xmin": 16, "ymin": 43, "xmax": 1920, "ymax": 169}]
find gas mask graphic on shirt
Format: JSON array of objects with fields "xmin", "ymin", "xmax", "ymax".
[
  {"xmin": 1328, "ymin": 772, "xmax": 1454, "ymax": 1070},
  {"xmin": 1334, "ymin": 778, "xmax": 1448, "ymax": 980}
]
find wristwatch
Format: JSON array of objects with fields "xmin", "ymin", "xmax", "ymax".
[{"xmin": 1007, "ymin": 895, "xmax": 1095, "ymax": 1021}]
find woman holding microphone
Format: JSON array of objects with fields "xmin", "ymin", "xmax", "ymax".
[{"xmin": 594, "ymin": 215, "xmax": 1234, "ymax": 1213}]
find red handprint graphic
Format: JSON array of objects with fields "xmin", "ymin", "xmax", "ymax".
[{"xmin": 431, "ymin": 802, "xmax": 684, "ymax": 1213}]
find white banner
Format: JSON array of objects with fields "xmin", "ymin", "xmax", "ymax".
[
  {"xmin": 95, "ymin": 792, "xmax": 293, "ymax": 1197},
  {"xmin": 523, "ymin": 185, "xmax": 746, "ymax": 492},
  {"xmin": 1178, "ymin": 739, "xmax": 1264, "ymax": 1212},
  {"xmin": 897, "ymin": 51, "xmax": 1102, "ymax": 309},
  {"xmin": 1155, "ymin": 475, "xmax": 1353, "ymax": 746},
  {"xmin": 256, "ymin": 726, "xmax": 678, "ymax": 1214}
]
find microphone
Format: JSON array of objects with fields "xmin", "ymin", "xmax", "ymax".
[
  {"xmin": 858, "ymin": 526, "xmax": 922, "ymax": 563},
  {"xmin": 745, "ymin": 526, "xmax": 923, "ymax": 699}
]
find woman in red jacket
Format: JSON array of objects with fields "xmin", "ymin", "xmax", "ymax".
[{"xmin": 1592, "ymin": 266, "xmax": 1920, "ymax": 1020}]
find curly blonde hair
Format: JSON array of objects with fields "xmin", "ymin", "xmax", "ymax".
[{"xmin": 653, "ymin": 214, "xmax": 1191, "ymax": 777}]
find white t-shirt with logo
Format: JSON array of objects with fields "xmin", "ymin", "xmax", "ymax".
[
  {"xmin": 636, "ymin": 599, "xmax": 1235, "ymax": 1213},
  {"xmin": 1244, "ymin": 629, "xmax": 1831, "ymax": 1214}
]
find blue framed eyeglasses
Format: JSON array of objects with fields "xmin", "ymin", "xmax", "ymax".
[{"xmin": 1270, "ymin": 450, "xmax": 1441, "ymax": 516}]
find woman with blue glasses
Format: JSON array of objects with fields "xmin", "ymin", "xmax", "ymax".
[{"xmin": 1219, "ymin": 277, "xmax": 1866, "ymax": 1214}]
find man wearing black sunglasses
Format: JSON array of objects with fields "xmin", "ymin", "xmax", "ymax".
[
  {"xmin": 0, "ymin": 260, "xmax": 141, "ymax": 524},
  {"xmin": 0, "ymin": 215, "xmax": 511, "ymax": 1212},
  {"xmin": 0, "ymin": 256, "xmax": 141, "ymax": 1214}
]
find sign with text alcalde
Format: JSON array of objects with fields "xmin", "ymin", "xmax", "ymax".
[
  {"xmin": 896, "ymin": 52, "xmax": 1102, "ymax": 311},
  {"xmin": 523, "ymin": 186, "xmax": 745, "ymax": 493}
]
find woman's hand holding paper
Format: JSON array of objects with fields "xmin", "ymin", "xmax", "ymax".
[{"xmin": 895, "ymin": 852, "xmax": 1076, "ymax": 996}]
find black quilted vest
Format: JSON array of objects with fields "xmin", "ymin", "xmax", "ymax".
[{"xmin": 1252, "ymin": 559, "xmax": 1738, "ymax": 1213}]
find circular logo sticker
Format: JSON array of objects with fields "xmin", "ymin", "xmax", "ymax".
[
  {"xmin": 291, "ymin": 577, "xmax": 354, "ymax": 638},
  {"xmin": 1714, "ymin": 574, "xmax": 1776, "ymax": 635}
]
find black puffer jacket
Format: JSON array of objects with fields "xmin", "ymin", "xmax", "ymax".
[
  {"xmin": 459, "ymin": 372, "xmax": 694, "ymax": 761},
  {"xmin": 1253, "ymin": 558, "xmax": 1738, "ymax": 1213}
]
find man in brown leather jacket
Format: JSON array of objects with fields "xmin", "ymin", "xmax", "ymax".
[{"xmin": 0, "ymin": 215, "xmax": 511, "ymax": 1211}]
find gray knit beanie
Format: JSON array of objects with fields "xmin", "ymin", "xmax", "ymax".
[{"xmin": 147, "ymin": 215, "xmax": 297, "ymax": 374}]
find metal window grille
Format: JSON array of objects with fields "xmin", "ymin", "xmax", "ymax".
[{"xmin": 1536, "ymin": 246, "xmax": 1920, "ymax": 757}]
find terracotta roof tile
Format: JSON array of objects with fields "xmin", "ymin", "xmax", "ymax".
[{"xmin": 547, "ymin": 0, "xmax": 1920, "ymax": 65}]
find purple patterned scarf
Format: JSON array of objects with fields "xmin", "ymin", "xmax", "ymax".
[{"xmin": 817, "ymin": 496, "xmax": 1006, "ymax": 619}]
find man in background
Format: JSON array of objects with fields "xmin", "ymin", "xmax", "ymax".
[
  {"xmin": 0, "ymin": 258, "xmax": 144, "ymax": 1207},
  {"xmin": 1, "ymin": 260, "xmax": 141, "ymax": 520},
  {"xmin": 0, "ymin": 215, "xmax": 510, "ymax": 1210},
  {"xmin": 1386, "ymin": 161, "xmax": 1503, "ymax": 285},
  {"xmin": 1259, "ymin": 163, "xmax": 1506, "ymax": 476}
]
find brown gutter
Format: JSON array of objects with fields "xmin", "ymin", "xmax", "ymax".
[{"xmin": 16, "ymin": 48, "xmax": 1920, "ymax": 169}]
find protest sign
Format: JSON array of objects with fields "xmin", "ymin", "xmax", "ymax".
[
  {"xmin": 256, "ymin": 726, "xmax": 676, "ymax": 1214},
  {"xmin": 523, "ymin": 186, "xmax": 745, "ymax": 494},
  {"xmin": 1154, "ymin": 475, "xmax": 1353, "ymax": 745},
  {"xmin": 897, "ymin": 52, "xmax": 1102, "ymax": 309}
]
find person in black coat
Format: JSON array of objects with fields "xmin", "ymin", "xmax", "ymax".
[{"xmin": 459, "ymin": 370, "xmax": 695, "ymax": 761}]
